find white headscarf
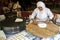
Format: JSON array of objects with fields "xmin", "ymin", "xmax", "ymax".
[
  {"xmin": 37, "ymin": 1, "xmax": 46, "ymax": 14},
  {"xmin": 37, "ymin": 1, "xmax": 46, "ymax": 9}
]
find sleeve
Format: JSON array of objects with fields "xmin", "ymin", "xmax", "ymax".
[
  {"xmin": 47, "ymin": 8, "xmax": 54, "ymax": 19},
  {"xmin": 29, "ymin": 9, "xmax": 37, "ymax": 20}
]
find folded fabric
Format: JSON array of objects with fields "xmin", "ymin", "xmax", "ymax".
[
  {"xmin": 0, "ymin": 30, "xmax": 6, "ymax": 40},
  {"xmin": 56, "ymin": 19, "xmax": 60, "ymax": 23},
  {"xmin": 0, "ymin": 15, "xmax": 5, "ymax": 21},
  {"xmin": 56, "ymin": 14, "xmax": 60, "ymax": 23}
]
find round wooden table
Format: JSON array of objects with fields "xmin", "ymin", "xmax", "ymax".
[{"xmin": 26, "ymin": 23, "xmax": 59, "ymax": 38}]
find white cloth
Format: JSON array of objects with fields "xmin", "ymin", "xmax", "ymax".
[
  {"xmin": 54, "ymin": 34, "xmax": 60, "ymax": 40},
  {"xmin": 37, "ymin": 1, "xmax": 45, "ymax": 8},
  {"xmin": 30, "ymin": 1, "xmax": 53, "ymax": 21},
  {"xmin": 35, "ymin": 34, "xmax": 60, "ymax": 40},
  {"xmin": 0, "ymin": 30, "xmax": 6, "ymax": 40},
  {"xmin": 42, "ymin": 34, "xmax": 60, "ymax": 40},
  {"xmin": 0, "ymin": 15, "xmax": 5, "ymax": 21}
]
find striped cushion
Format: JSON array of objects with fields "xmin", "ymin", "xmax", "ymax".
[{"xmin": 7, "ymin": 30, "xmax": 36, "ymax": 40}]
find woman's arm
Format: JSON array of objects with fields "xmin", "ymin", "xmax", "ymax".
[{"xmin": 47, "ymin": 9, "xmax": 54, "ymax": 22}]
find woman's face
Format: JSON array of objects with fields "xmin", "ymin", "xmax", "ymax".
[{"xmin": 38, "ymin": 6, "xmax": 43, "ymax": 11}]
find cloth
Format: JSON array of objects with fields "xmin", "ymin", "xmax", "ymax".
[
  {"xmin": 30, "ymin": 1, "xmax": 53, "ymax": 21},
  {"xmin": 56, "ymin": 14, "xmax": 60, "ymax": 23},
  {"xmin": 34, "ymin": 34, "xmax": 60, "ymax": 40},
  {"xmin": 0, "ymin": 30, "xmax": 6, "ymax": 40},
  {"xmin": 0, "ymin": 15, "xmax": 5, "ymax": 21},
  {"xmin": 37, "ymin": 1, "xmax": 45, "ymax": 8}
]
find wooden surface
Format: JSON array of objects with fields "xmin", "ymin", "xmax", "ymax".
[{"xmin": 26, "ymin": 23, "xmax": 59, "ymax": 38}]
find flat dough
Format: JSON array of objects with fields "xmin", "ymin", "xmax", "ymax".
[{"xmin": 38, "ymin": 23, "xmax": 47, "ymax": 28}]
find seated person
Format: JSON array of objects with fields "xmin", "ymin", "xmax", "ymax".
[
  {"xmin": 52, "ymin": 11, "xmax": 58, "ymax": 24},
  {"xmin": 29, "ymin": 1, "xmax": 54, "ymax": 24},
  {"xmin": 52, "ymin": 11, "xmax": 60, "ymax": 24},
  {"xmin": 56, "ymin": 14, "xmax": 60, "ymax": 23},
  {"xmin": 29, "ymin": 1, "xmax": 54, "ymax": 40}
]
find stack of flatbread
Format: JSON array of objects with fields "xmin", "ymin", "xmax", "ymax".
[{"xmin": 15, "ymin": 18, "xmax": 23, "ymax": 22}]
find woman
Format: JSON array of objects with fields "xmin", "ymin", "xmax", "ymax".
[
  {"xmin": 30, "ymin": 1, "xmax": 54, "ymax": 40},
  {"xmin": 30, "ymin": 1, "xmax": 54, "ymax": 24}
]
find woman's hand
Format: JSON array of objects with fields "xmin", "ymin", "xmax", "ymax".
[
  {"xmin": 45, "ymin": 18, "xmax": 51, "ymax": 23},
  {"xmin": 32, "ymin": 19, "xmax": 38, "ymax": 25}
]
